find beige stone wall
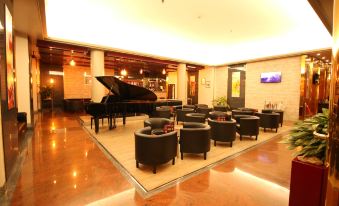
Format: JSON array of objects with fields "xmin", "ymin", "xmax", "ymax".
[
  {"xmin": 245, "ymin": 56, "xmax": 302, "ymax": 121},
  {"xmin": 198, "ymin": 66, "xmax": 215, "ymax": 107},
  {"xmin": 167, "ymin": 71, "xmax": 177, "ymax": 98},
  {"xmin": 63, "ymin": 66, "xmax": 114, "ymax": 99},
  {"xmin": 214, "ymin": 66, "xmax": 228, "ymax": 101}
]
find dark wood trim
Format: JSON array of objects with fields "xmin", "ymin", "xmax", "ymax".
[{"xmin": 308, "ymin": 0, "xmax": 333, "ymax": 35}]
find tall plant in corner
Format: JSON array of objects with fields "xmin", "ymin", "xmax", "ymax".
[{"xmin": 284, "ymin": 108, "xmax": 329, "ymax": 165}]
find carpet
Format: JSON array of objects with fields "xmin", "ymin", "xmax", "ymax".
[{"xmin": 80, "ymin": 115, "xmax": 291, "ymax": 192}]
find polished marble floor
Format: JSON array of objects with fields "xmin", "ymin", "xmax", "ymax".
[{"xmin": 9, "ymin": 111, "xmax": 294, "ymax": 206}]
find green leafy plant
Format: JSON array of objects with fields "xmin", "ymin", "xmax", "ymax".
[
  {"xmin": 40, "ymin": 85, "xmax": 52, "ymax": 100},
  {"xmin": 212, "ymin": 96, "xmax": 229, "ymax": 108},
  {"xmin": 284, "ymin": 108, "xmax": 329, "ymax": 164}
]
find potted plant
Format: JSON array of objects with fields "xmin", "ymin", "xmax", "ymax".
[
  {"xmin": 212, "ymin": 96, "xmax": 230, "ymax": 111},
  {"xmin": 40, "ymin": 85, "xmax": 52, "ymax": 100},
  {"xmin": 284, "ymin": 109, "xmax": 329, "ymax": 206}
]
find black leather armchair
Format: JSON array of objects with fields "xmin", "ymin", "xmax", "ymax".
[
  {"xmin": 176, "ymin": 108, "xmax": 194, "ymax": 124},
  {"xmin": 236, "ymin": 116, "xmax": 259, "ymax": 140},
  {"xmin": 185, "ymin": 113, "xmax": 206, "ymax": 123},
  {"xmin": 196, "ymin": 107, "xmax": 213, "ymax": 118},
  {"xmin": 209, "ymin": 111, "xmax": 230, "ymax": 120},
  {"xmin": 256, "ymin": 112, "xmax": 280, "ymax": 132},
  {"xmin": 155, "ymin": 107, "xmax": 171, "ymax": 119},
  {"xmin": 144, "ymin": 118, "xmax": 173, "ymax": 130},
  {"xmin": 195, "ymin": 104, "xmax": 208, "ymax": 108},
  {"xmin": 262, "ymin": 109, "xmax": 284, "ymax": 126},
  {"xmin": 213, "ymin": 105, "xmax": 229, "ymax": 112},
  {"xmin": 208, "ymin": 118, "xmax": 236, "ymax": 147},
  {"xmin": 232, "ymin": 109, "xmax": 255, "ymax": 117},
  {"xmin": 179, "ymin": 123, "xmax": 211, "ymax": 160},
  {"xmin": 135, "ymin": 127, "xmax": 178, "ymax": 174},
  {"xmin": 183, "ymin": 105, "xmax": 196, "ymax": 110}
]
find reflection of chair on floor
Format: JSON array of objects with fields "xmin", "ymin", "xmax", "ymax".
[
  {"xmin": 135, "ymin": 127, "xmax": 177, "ymax": 174},
  {"xmin": 208, "ymin": 118, "xmax": 236, "ymax": 147},
  {"xmin": 179, "ymin": 123, "xmax": 211, "ymax": 160},
  {"xmin": 144, "ymin": 118, "xmax": 173, "ymax": 130},
  {"xmin": 236, "ymin": 116, "xmax": 259, "ymax": 141}
]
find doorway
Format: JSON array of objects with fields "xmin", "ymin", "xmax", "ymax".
[
  {"xmin": 187, "ymin": 71, "xmax": 199, "ymax": 105},
  {"xmin": 167, "ymin": 84, "xmax": 175, "ymax": 99},
  {"xmin": 227, "ymin": 65, "xmax": 246, "ymax": 109}
]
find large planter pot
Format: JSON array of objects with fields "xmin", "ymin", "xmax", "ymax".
[{"xmin": 289, "ymin": 158, "xmax": 328, "ymax": 206}]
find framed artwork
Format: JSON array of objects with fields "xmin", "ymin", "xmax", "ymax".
[
  {"xmin": 231, "ymin": 71, "xmax": 240, "ymax": 97},
  {"xmin": 5, "ymin": 5, "xmax": 15, "ymax": 110}
]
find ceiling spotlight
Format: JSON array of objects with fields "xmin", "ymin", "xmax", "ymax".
[
  {"xmin": 139, "ymin": 69, "xmax": 143, "ymax": 74},
  {"xmin": 326, "ymin": 59, "xmax": 330, "ymax": 62},
  {"xmin": 162, "ymin": 68, "xmax": 166, "ymax": 75},
  {"xmin": 317, "ymin": 53, "xmax": 321, "ymax": 56},
  {"xmin": 322, "ymin": 57, "xmax": 325, "ymax": 59},
  {"xmin": 121, "ymin": 69, "xmax": 127, "ymax": 76},
  {"xmin": 70, "ymin": 59, "xmax": 76, "ymax": 66}
]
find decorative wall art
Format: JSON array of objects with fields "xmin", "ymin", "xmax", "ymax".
[
  {"xmin": 231, "ymin": 71, "xmax": 240, "ymax": 97},
  {"xmin": 5, "ymin": 5, "xmax": 15, "ymax": 110}
]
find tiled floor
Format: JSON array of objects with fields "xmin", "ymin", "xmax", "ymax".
[{"xmin": 9, "ymin": 111, "xmax": 293, "ymax": 206}]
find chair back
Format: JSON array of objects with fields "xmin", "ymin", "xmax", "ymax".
[
  {"xmin": 135, "ymin": 127, "xmax": 177, "ymax": 165},
  {"xmin": 208, "ymin": 118, "xmax": 236, "ymax": 142}
]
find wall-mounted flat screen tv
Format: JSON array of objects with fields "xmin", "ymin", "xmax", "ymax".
[{"xmin": 260, "ymin": 72, "xmax": 282, "ymax": 83}]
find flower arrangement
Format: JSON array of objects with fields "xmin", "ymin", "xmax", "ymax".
[{"xmin": 283, "ymin": 109, "xmax": 329, "ymax": 165}]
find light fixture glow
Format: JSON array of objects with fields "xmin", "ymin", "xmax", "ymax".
[
  {"xmin": 121, "ymin": 69, "xmax": 127, "ymax": 76},
  {"xmin": 49, "ymin": 78, "xmax": 54, "ymax": 84},
  {"xmin": 139, "ymin": 69, "xmax": 143, "ymax": 74},
  {"xmin": 162, "ymin": 68, "xmax": 166, "ymax": 75},
  {"xmin": 45, "ymin": 0, "xmax": 332, "ymax": 65},
  {"xmin": 70, "ymin": 59, "xmax": 76, "ymax": 66}
]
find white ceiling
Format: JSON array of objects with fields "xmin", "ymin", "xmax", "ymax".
[{"xmin": 45, "ymin": 0, "xmax": 332, "ymax": 65}]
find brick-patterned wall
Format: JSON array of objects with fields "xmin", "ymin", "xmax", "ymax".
[
  {"xmin": 245, "ymin": 56, "xmax": 302, "ymax": 121},
  {"xmin": 63, "ymin": 66, "xmax": 115, "ymax": 99}
]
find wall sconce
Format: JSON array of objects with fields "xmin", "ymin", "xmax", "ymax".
[
  {"xmin": 50, "ymin": 78, "xmax": 55, "ymax": 85},
  {"xmin": 70, "ymin": 59, "xmax": 76, "ymax": 66},
  {"xmin": 201, "ymin": 78, "xmax": 206, "ymax": 85}
]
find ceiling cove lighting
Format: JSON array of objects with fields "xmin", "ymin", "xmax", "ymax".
[{"xmin": 45, "ymin": 0, "xmax": 332, "ymax": 65}]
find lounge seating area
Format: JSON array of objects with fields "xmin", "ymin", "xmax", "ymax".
[{"xmin": 131, "ymin": 105, "xmax": 285, "ymax": 173}]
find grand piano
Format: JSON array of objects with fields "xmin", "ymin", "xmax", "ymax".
[{"xmin": 85, "ymin": 76, "xmax": 182, "ymax": 133}]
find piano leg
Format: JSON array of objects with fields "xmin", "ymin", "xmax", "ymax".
[
  {"xmin": 94, "ymin": 117, "xmax": 100, "ymax": 133},
  {"xmin": 123, "ymin": 114, "xmax": 126, "ymax": 125},
  {"xmin": 109, "ymin": 115, "xmax": 116, "ymax": 129}
]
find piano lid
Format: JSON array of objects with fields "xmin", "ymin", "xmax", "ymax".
[{"xmin": 96, "ymin": 76, "xmax": 158, "ymax": 101}]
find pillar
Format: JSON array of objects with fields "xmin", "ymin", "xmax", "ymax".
[
  {"xmin": 177, "ymin": 63, "xmax": 187, "ymax": 105},
  {"xmin": 15, "ymin": 35, "xmax": 32, "ymax": 126},
  {"xmin": 326, "ymin": 0, "xmax": 339, "ymax": 204},
  {"xmin": 90, "ymin": 50, "xmax": 105, "ymax": 102}
]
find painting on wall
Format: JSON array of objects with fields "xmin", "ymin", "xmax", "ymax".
[
  {"xmin": 5, "ymin": 5, "xmax": 15, "ymax": 110},
  {"xmin": 232, "ymin": 71, "xmax": 240, "ymax": 97}
]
